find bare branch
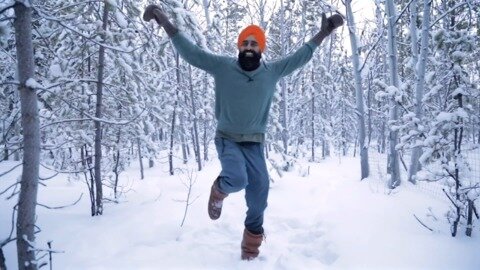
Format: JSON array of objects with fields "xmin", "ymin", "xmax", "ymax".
[
  {"xmin": 33, "ymin": 7, "xmax": 147, "ymax": 54},
  {"xmin": 0, "ymin": 80, "xmax": 19, "ymax": 86},
  {"xmin": 40, "ymin": 163, "xmax": 89, "ymax": 174},
  {"xmin": 443, "ymin": 188, "xmax": 459, "ymax": 208},
  {"xmin": 0, "ymin": 3, "xmax": 15, "ymax": 15},
  {"xmin": 0, "ymin": 162, "xmax": 22, "ymax": 178},
  {"xmin": 37, "ymin": 87, "xmax": 150, "ymax": 126},
  {"xmin": 0, "ymin": 109, "xmax": 21, "ymax": 146},
  {"xmin": 473, "ymin": 203, "xmax": 479, "ymax": 219},
  {"xmin": 0, "ymin": 204, "xmax": 17, "ymax": 247},
  {"xmin": 413, "ymin": 214, "xmax": 434, "ymax": 232},
  {"xmin": 430, "ymin": 2, "xmax": 469, "ymax": 28},
  {"xmin": 359, "ymin": 28, "xmax": 385, "ymax": 73},
  {"xmin": 0, "ymin": 180, "xmax": 20, "ymax": 196},
  {"xmin": 39, "ymin": 172, "xmax": 59, "ymax": 181},
  {"xmin": 39, "ymin": 0, "xmax": 103, "ymax": 14},
  {"xmin": 0, "ymin": 16, "xmax": 14, "ymax": 22},
  {"xmin": 394, "ymin": 0, "xmax": 415, "ymax": 25},
  {"xmin": 40, "ymin": 118, "xmax": 91, "ymax": 129},
  {"xmin": 37, "ymin": 193, "xmax": 83, "ymax": 210}
]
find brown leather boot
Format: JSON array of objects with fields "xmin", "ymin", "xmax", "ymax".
[
  {"xmin": 241, "ymin": 228, "xmax": 264, "ymax": 260},
  {"xmin": 208, "ymin": 178, "xmax": 228, "ymax": 220}
]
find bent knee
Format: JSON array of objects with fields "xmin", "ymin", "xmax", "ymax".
[{"xmin": 219, "ymin": 174, "xmax": 248, "ymax": 193}]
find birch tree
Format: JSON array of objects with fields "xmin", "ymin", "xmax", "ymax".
[
  {"xmin": 408, "ymin": 0, "xmax": 431, "ymax": 184},
  {"xmin": 345, "ymin": 0, "xmax": 369, "ymax": 179},
  {"xmin": 385, "ymin": 0, "xmax": 401, "ymax": 188},
  {"xmin": 279, "ymin": 0, "xmax": 289, "ymax": 155}
]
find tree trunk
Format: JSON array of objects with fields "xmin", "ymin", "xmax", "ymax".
[
  {"xmin": 201, "ymin": 0, "xmax": 213, "ymax": 100},
  {"xmin": 176, "ymin": 56, "xmax": 188, "ymax": 165},
  {"xmin": 346, "ymin": 0, "xmax": 369, "ymax": 180},
  {"xmin": 84, "ymin": 146, "xmax": 96, "ymax": 216},
  {"xmin": 202, "ymin": 0, "xmax": 211, "ymax": 26},
  {"xmin": 188, "ymin": 65, "xmax": 202, "ymax": 171},
  {"xmin": 179, "ymin": 112, "xmax": 188, "ymax": 164},
  {"xmin": 169, "ymin": 53, "xmax": 181, "ymax": 175},
  {"xmin": 14, "ymin": 2, "xmax": 40, "ymax": 269},
  {"xmin": 409, "ymin": 0, "xmax": 419, "ymax": 68},
  {"xmin": 385, "ymin": 0, "xmax": 401, "ymax": 189},
  {"xmin": 113, "ymin": 106, "xmax": 122, "ymax": 198},
  {"xmin": 93, "ymin": 1, "xmax": 110, "ymax": 215},
  {"xmin": 466, "ymin": 199, "xmax": 474, "ymax": 236},
  {"xmin": 169, "ymin": 106, "xmax": 177, "ymax": 176},
  {"xmin": 408, "ymin": 0, "xmax": 420, "ymax": 184},
  {"xmin": 113, "ymin": 148, "xmax": 120, "ymax": 198},
  {"xmin": 203, "ymin": 119, "xmax": 209, "ymax": 161},
  {"xmin": 408, "ymin": 0, "xmax": 431, "ymax": 184},
  {"xmin": 367, "ymin": 72, "xmax": 373, "ymax": 146},
  {"xmin": 137, "ymin": 137, "xmax": 144, "ymax": 180},
  {"xmin": 0, "ymin": 247, "xmax": 6, "ymax": 270},
  {"xmin": 280, "ymin": 0, "xmax": 288, "ymax": 155},
  {"xmin": 310, "ymin": 69, "xmax": 316, "ymax": 161}
]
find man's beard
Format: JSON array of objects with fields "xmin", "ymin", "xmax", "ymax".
[{"xmin": 238, "ymin": 50, "xmax": 262, "ymax": 71}]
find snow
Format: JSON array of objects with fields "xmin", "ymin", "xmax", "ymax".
[
  {"xmin": 115, "ymin": 10, "xmax": 128, "ymax": 28},
  {"xmin": 105, "ymin": 0, "xmax": 117, "ymax": 8},
  {"xmin": 25, "ymin": 78, "xmax": 43, "ymax": 89},
  {"xmin": 1, "ymin": 152, "xmax": 480, "ymax": 269},
  {"xmin": 49, "ymin": 64, "xmax": 63, "ymax": 78},
  {"xmin": 0, "ymin": 21, "xmax": 11, "ymax": 45},
  {"xmin": 436, "ymin": 112, "xmax": 452, "ymax": 122}
]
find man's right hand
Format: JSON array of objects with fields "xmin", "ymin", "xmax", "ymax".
[
  {"xmin": 143, "ymin": 4, "xmax": 169, "ymax": 26},
  {"xmin": 143, "ymin": 4, "xmax": 179, "ymax": 37}
]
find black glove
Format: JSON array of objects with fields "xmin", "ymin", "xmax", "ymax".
[
  {"xmin": 143, "ymin": 4, "xmax": 169, "ymax": 26},
  {"xmin": 321, "ymin": 13, "xmax": 344, "ymax": 35}
]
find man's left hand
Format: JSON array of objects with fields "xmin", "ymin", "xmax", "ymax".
[{"xmin": 321, "ymin": 13, "xmax": 344, "ymax": 35}]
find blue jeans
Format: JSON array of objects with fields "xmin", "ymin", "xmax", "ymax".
[{"xmin": 214, "ymin": 137, "xmax": 269, "ymax": 235}]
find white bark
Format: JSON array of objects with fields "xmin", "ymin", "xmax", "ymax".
[
  {"xmin": 311, "ymin": 71, "xmax": 315, "ymax": 161},
  {"xmin": 169, "ymin": 53, "xmax": 180, "ymax": 175},
  {"xmin": 280, "ymin": 0, "xmax": 288, "ymax": 154},
  {"xmin": 14, "ymin": 1, "xmax": 40, "ymax": 269},
  {"xmin": 409, "ymin": 0, "xmax": 419, "ymax": 69},
  {"xmin": 407, "ymin": 0, "xmax": 419, "ymax": 184},
  {"xmin": 188, "ymin": 65, "xmax": 202, "ymax": 171},
  {"xmin": 408, "ymin": 0, "xmax": 431, "ymax": 184},
  {"xmin": 202, "ymin": 0, "xmax": 211, "ymax": 26},
  {"xmin": 385, "ymin": 0, "xmax": 401, "ymax": 189},
  {"xmin": 345, "ymin": 0, "xmax": 369, "ymax": 180},
  {"xmin": 137, "ymin": 137, "xmax": 144, "ymax": 180}
]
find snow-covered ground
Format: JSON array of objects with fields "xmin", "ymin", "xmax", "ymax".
[{"xmin": 1, "ymin": 151, "xmax": 480, "ymax": 269}]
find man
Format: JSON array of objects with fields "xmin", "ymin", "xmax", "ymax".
[{"xmin": 143, "ymin": 4, "xmax": 343, "ymax": 260}]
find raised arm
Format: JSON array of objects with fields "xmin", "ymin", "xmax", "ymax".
[
  {"xmin": 270, "ymin": 13, "xmax": 344, "ymax": 78},
  {"xmin": 143, "ymin": 4, "xmax": 226, "ymax": 73}
]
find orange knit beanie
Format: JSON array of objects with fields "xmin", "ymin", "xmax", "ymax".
[{"xmin": 237, "ymin": 25, "xmax": 266, "ymax": 52}]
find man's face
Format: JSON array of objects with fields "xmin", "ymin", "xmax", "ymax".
[
  {"xmin": 239, "ymin": 35, "xmax": 261, "ymax": 54},
  {"xmin": 238, "ymin": 35, "xmax": 262, "ymax": 71}
]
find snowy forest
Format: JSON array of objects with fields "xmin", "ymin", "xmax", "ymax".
[{"xmin": 1, "ymin": 0, "xmax": 479, "ymax": 269}]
